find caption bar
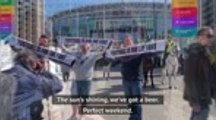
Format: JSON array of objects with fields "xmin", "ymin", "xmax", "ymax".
[
  {"xmin": 81, "ymin": 106, "xmax": 132, "ymax": 115},
  {"xmin": 52, "ymin": 95, "xmax": 164, "ymax": 105}
]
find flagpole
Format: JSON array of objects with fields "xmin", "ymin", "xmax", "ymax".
[{"xmin": 153, "ymin": 0, "xmax": 157, "ymax": 40}]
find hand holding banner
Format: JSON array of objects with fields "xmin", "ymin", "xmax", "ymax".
[
  {"xmin": 59, "ymin": 36, "xmax": 166, "ymax": 58},
  {"xmin": 106, "ymin": 40, "xmax": 166, "ymax": 58},
  {"xmin": 7, "ymin": 36, "xmax": 76, "ymax": 66}
]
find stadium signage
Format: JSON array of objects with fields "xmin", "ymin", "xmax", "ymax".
[{"xmin": 58, "ymin": 37, "xmax": 111, "ymax": 47}]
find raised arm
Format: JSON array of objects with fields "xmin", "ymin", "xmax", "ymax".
[
  {"xmin": 60, "ymin": 45, "xmax": 71, "ymax": 53},
  {"xmin": 94, "ymin": 40, "xmax": 114, "ymax": 61}
]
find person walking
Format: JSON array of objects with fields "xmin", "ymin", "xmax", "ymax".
[
  {"xmin": 143, "ymin": 54, "xmax": 155, "ymax": 88},
  {"xmin": 178, "ymin": 53, "xmax": 184, "ymax": 75},
  {"xmin": 60, "ymin": 48, "xmax": 71, "ymax": 82},
  {"xmin": 61, "ymin": 63, "xmax": 71, "ymax": 82},
  {"xmin": 102, "ymin": 62, "xmax": 111, "ymax": 80},
  {"xmin": 183, "ymin": 27, "xmax": 215, "ymax": 120}
]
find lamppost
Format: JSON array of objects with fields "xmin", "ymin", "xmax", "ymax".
[
  {"xmin": 86, "ymin": 16, "xmax": 90, "ymax": 37},
  {"xmin": 153, "ymin": 0, "xmax": 157, "ymax": 40},
  {"xmin": 164, "ymin": 0, "xmax": 168, "ymax": 40}
]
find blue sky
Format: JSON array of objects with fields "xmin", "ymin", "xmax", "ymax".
[{"xmin": 45, "ymin": 0, "xmax": 171, "ymax": 16}]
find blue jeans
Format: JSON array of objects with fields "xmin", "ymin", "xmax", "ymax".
[
  {"xmin": 190, "ymin": 105, "xmax": 210, "ymax": 120},
  {"xmin": 16, "ymin": 107, "xmax": 31, "ymax": 120},
  {"xmin": 122, "ymin": 80, "xmax": 142, "ymax": 120},
  {"xmin": 71, "ymin": 80, "xmax": 91, "ymax": 97}
]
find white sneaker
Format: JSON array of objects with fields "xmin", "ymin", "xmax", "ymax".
[{"xmin": 67, "ymin": 115, "xmax": 83, "ymax": 120}]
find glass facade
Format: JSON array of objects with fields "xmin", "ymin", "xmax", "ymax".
[{"xmin": 51, "ymin": 2, "xmax": 171, "ymax": 43}]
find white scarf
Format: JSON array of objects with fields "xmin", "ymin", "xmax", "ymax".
[{"xmin": 8, "ymin": 36, "xmax": 76, "ymax": 66}]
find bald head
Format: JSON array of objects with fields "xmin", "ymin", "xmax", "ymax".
[
  {"xmin": 80, "ymin": 43, "xmax": 91, "ymax": 54},
  {"xmin": 123, "ymin": 34, "xmax": 134, "ymax": 47}
]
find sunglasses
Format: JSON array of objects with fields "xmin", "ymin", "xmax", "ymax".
[
  {"xmin": 204, "ymin": 34, "xmax": 214, "ymax": 38},
  {"xmin": 203, "ymin": 34, "xmax": 214, "ymax": 39}
]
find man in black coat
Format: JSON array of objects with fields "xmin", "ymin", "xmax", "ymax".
[
  {"xmin": 183, "ymin": 27, "xmax": 215, "ymax": 120},
  {"xmin": 106, "ymin": 34, "xmax": 143, "ymax": 120}
]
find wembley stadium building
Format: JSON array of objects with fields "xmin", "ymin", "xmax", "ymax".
[{"xmin": 50, "ymin": 2, "xmax": 171, "ymax": 43}]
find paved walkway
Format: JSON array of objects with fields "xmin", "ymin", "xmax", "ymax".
[
  {"xmin": 43, "ymin": 61, "xmax": 216, "ymax": 120},
  {"xmin": 0, "ymin": 46, "xmax": 215, "ymax": 120}
]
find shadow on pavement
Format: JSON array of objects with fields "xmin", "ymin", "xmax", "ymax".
[
  {"xmin": 94, "ymin": 83, "xmax": 170, "ymax": 96},
  {"xmin": 93, "ymin": 76, "xmax": 122, "ymax": 81},
  {"xmin": 94, "ymin": 84, "xmax": 123, "ymax": 96},
  {"xmin": 143, "ymin": 86, "xmax": 170, "ymax": 93}
]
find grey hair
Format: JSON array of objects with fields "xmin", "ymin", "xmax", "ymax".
[
  {"xmin": 13, "ymin": 49, "xmax": 36, "ymax": 65},
  {"xmin": 124, "ymin": 34, "xmax": 132, "ymax": 39}
]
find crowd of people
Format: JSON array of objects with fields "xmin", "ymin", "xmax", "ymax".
[{"xmin": 0, "ymin": 27, "xmax": 216, "ymax": 120}]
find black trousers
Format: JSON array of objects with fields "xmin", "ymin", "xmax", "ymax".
[{"xmin": 30, "ymin": 101, "xmax": 44, "ymax": 120}]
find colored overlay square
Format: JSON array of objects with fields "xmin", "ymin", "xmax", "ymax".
[
  {"xmin": 0, "ymin": 0, "xmax": 13, "ymax": 5},
  {"xmin": 172, "ymin": 0, "xmax": 197, "ymax": 8},
  {"xmin": 172, "ymin": 27, "xmax": 197, "ymax": 37},
  {"xmin": 172, "ymin": 7, "xmax": 197, "ymax": 17}
]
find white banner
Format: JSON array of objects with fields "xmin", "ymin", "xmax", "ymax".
[
  {"xmin": 8, "ymin": 37, "xmax": 76, "ymax": 66},
  {"xmin": 107, "ymin": 40, "xmax": 166, "ymax": 58},
  {"xmin": 7, "ymin": 36, "xmax": 167, "ymax": 66},
  {"xmin": 58, "ymin": 36, "xmax": 112, "ymax": 48}
]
